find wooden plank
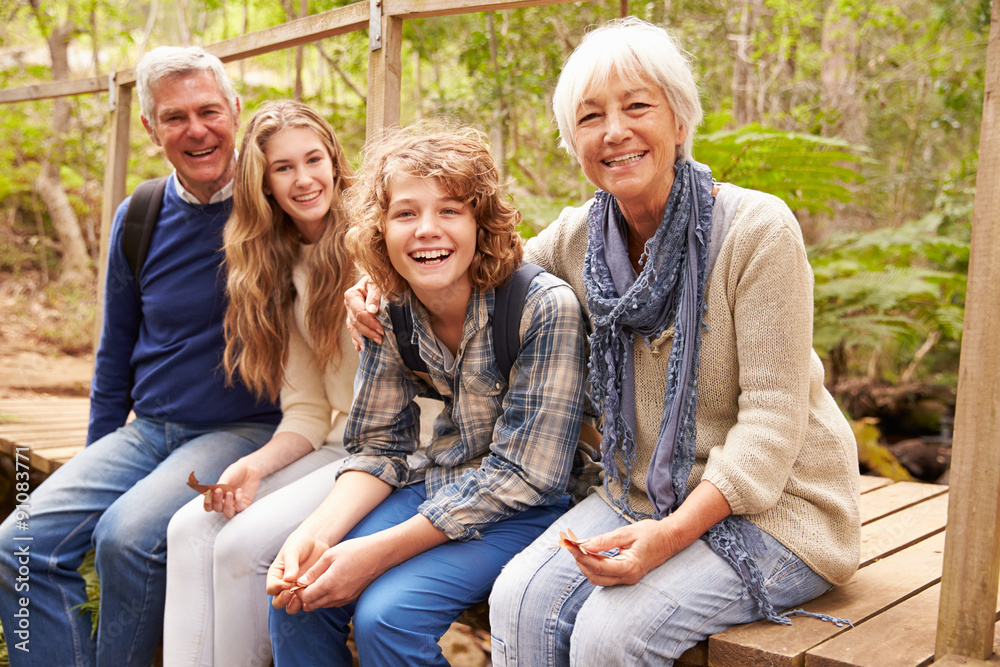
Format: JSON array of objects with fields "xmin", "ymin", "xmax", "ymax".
[
  {"xmin": 860, "ymin": 482, "xmax": 949, "ymax": 525},
  {"xmin": 29, "ymin": 446, "xmax": 84, "ymax": 474},
  {"xmin": 205, "ymin": 3, "xmax": 368, "ymax": 63},
  {"xmin": 859, "ymin": 475, "xmax": 894, "ymax": 494},
  {"xmin": 807, "ymin": 584, "xmax": 1000, "ymax": 667},
  {"xmin": 709, "ymin": 531, "xmax": 947, "ymax": 667},
  {"xmin": 384, "ymin": 0, "xmax": 579, "ymax": 19},
  {"xmin": 860, "ymin": 493, "xmax": 948, "ymax": 567},
  {"xmin": 933, "ymin": 655, "xmax": 1000, "ymax": 667},
  {"xmin": 937, "ymin": 0, "xmax": 1000, "ymax": 659},
  {"xmin": 366, "ymin": 13, "xmax": 403, "ymax": 139},
  {"xmin": 97, "ymin": 82, "xmax": 132, "ymax": 345},
  {"xmin": 0, "ymin": 434, "xmax": 89, "ymax": 449},
  {"xmin": 0, "ymin": 76, "xmax": 109, "ymax": 103},
  {"xmin": 677, "ymin": 641, "xmax": 707, "ymax": 667}
]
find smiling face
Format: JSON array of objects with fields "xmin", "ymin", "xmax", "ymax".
[
  {"xmin": 384, "ymin": 174, "xmax": 478, "ymax": 309},
  {"xmin": 142, "ymin": 71, "xmax": 240, "ymax": 203},
  {"xmin": 262, "ymin": 126, "xmax": 336, "ymax": 244},
  {"xmin": 573, "ymin": 71, "xmax": 687, "ymax": 226}
]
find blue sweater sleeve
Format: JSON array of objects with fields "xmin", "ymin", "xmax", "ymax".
[{"xmin": 87, "ymin": 199, "xmax": 140, "ymax": 444}]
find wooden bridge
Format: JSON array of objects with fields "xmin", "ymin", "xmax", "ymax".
[{"xmin": 1, "ymin": 0, "xmax": 999, "ymax": 663}]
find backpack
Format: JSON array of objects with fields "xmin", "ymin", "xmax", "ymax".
[
  {"xmin": 121, "ymin": 176, "xmax": 169, "ymax": 291},
  {"xmin": 388, "ymin": 262, "xmax": 545, "ymax": 387}
]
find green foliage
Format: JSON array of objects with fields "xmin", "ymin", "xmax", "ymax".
[
  {"xmin": 695, "ymin": 114, "xmax": 865, "ymax": 214},
  {"xmin": 810, "ymin": 210, "xmax": 970, "ymax": 383},
  {"xmin": 74, "ymin": 550, "xmax": 101, "ymax": 639}
]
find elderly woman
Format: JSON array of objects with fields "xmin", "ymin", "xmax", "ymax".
[{"xmin": 348, "ymin": 17, "xmax": 860, "ymax": 666}]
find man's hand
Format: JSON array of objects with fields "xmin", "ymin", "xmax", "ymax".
[
  {"xmin": 291, "ymin": 534, "xmax": 389, "ymax": 610},
  {"xmin": 267, "ymin": 530, "xmax": 334, "ymax": 614},
  {"xmin": 344, "ymin": 276, "xmax": 384, "ymax": 351}
]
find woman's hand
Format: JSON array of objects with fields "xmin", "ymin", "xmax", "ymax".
[
  {"xmin": 571, "ymin": 519, "xmax": 682, "ymax": 586},
  {"xmin": 267, "ymin": 530, "xmax": 333, "ymax": 614},
  {"xmin": 202, "ymin": 458, "xmax": 262, "ymax": 518},
  {"xmin": 571, "ymin": 480, "xmax": 733, "ymax": 586},
  {"xmin": 344, "ymin": 275, "xmax": 384, "ymax": 351}
]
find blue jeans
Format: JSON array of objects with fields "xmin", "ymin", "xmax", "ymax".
[
  {"xmin": 0, "ymin": 417, "xmax": 274, "ymax": 667},
  {"xmin": 268, "ymin": 483, "xmax": 570, "ymax": 667},
  {"xmin": 489, "ymin": 493, "xmax": 833, "ymax": 666}
]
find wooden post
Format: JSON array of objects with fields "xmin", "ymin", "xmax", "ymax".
[
  {"xmin": 366, "ymin": 5, "xmax": 403, "ymax": 140},
  {"xmin": 935, "ymin": 2, "xmax": 1000, "ymax": 659},
  {"xmin": 95, "ymin": 79, "xmax": 132, "ymax": 348}
]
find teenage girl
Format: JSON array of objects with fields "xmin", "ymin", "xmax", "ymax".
[{"xmin": 163, "ymin": 101, "xmax": 357, "ymax": 667}]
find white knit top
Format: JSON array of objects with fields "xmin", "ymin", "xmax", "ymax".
[{"xmin": 272, "ymin": 244, "xmax": 359, "ymax": 448}]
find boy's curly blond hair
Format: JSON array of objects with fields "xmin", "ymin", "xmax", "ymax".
[{"xmin": 345, "ymin": 123, "xmax": 523, "ymax": 299}]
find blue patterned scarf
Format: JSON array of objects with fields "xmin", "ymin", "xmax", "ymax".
[{"xmin": 583, "ymin": 159, "xmax": 791, "ymax": 625}]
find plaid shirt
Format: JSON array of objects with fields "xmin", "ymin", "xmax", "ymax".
[{"xmin": 341, "ymin": 272, "xmax": 588, "ymax": 541}]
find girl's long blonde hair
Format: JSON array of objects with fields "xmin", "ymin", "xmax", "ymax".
[{"xmin": 223, "ymin": 101, "xmax": 354, "ymax": 402}]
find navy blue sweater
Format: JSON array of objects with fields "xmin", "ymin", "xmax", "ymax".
[{"xmin": 88, "ymin": 176, "xmax": 281, "ymax": 444}]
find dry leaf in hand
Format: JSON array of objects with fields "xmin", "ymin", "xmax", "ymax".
[
  {"xmin": 551, "ymin": 528, "xmax": 610, "ymax": 559},
  {"xmin": 187, "ymin": 471, "xmax": 237, "ymax": 497}
]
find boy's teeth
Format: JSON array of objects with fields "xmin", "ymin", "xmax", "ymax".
[
  {"xmin": 605, "ymin": 152, "xmax": 644, "ymax": 166},
  {"xmin": 412, "ymin": 250, "xmax": 451, "ymax": 261}
]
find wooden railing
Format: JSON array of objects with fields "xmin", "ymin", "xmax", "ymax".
[{"xmin": 1, "ymin": 0, "xmax": 999, "ymax": 661}]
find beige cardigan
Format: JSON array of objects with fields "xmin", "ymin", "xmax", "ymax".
[
  {"xmin": 525, "ymin": 187, "xmax": 860, "ymax": 585},
  {"xmin": 273, "ymin": 244, "xmax": 359, "ymax": 449}
]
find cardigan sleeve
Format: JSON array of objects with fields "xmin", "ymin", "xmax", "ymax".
[{"xmin": 700, "ymin": 197, "xmax": 816, "ymax": 516}]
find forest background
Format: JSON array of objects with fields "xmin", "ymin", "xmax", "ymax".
[{"xmin": 0, "ymin": 0, "xmax": 989, "ymax": 480}]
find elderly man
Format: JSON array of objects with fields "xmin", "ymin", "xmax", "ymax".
[{"xmin": 0, "ymin": 47, "xmax": 280, "ymax": 666}]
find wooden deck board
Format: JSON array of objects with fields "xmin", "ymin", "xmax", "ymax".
[
  {"xmin": 806, "ymin": 585, "xmax": 1000, "ymax": 667},
  {"xmin": 709, "ymin": 531, "xmax": 947, "ymax": 667},
  {"xmin": 0, "ymin": 397, "xmax": 90, "ymax": 472}
]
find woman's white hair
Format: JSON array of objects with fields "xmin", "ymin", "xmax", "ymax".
[
  {"xmin": 136, "ymin": 46, "xmax": 238, "ymax": 125},
  {"xmin": 552, "ymin": 17, "xmax": 703, "ymax": 162}
]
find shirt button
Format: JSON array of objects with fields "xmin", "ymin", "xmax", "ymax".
[{"xmin": 495, "ymin": 382, "xmax": 501, "ymax": 390}]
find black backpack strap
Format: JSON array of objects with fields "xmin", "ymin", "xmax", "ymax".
[
  {"xmin": 122, "ymin": 176, "xmax": 168, "ymax": 290},
  {"xmin": 492, "ymin": 262, "xmax": 545, "ymax": 380},
  {"xmin": 389, "ymin": 299, "xmax": 430, "ymax": 376}
]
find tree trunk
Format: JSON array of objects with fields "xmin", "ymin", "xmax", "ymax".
[
  {"xmin": 36, "ymin": 166, "xmax": 90, "ymax": 283},
  {"xmin": 487, "ymin": 13, "xmax": 508, "ymax": 179},
  {"xmin": 729, "ymin": 0, "xmax": 763, "ymax": 125},
  {"xmin": 820, "ymin": 4, "xmax": 866, "ymax": 144},
  {"xmin": 31, "ymin": 3, "xmax": 91, "ymax": 284}
]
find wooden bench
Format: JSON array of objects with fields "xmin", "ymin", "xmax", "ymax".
[
  {"xmin": 675, "ymin": 474, "xmax": 986, "ymax": 667},
  {"xmin": 0, "ymin": 397, "xmax": 90, "ymax": 474}
]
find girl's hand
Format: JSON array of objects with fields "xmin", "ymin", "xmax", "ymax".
[
  {"xmin": 203, "ymin": 459, "xmax": 262, "ymax": 518},
  {"xmin": 267, "ymin": 530, "xmax": 333, "ymax": 614},
  {"xmin": 570, "ymin": 519, "xmax": 682, "ymax": 586}
]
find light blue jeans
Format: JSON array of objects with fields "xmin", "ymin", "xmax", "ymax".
[
  {"xmin": 489, "ymin": 493, "xmax": 832, "ymax": 666},
  {"xmin": 0, "ymin": 417, "xmax": 274, "ymax": 667},
  {"xmin": 268, "ymin": 482, "xmax": 571, "ymax": 667}
]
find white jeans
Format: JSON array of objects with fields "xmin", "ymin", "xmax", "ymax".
[{"xmin": 162, "ymin": 442, "xmax": 348, "ymax": 667}]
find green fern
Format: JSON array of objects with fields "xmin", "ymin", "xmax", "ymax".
[{"xmin": 694, "ymin": 116, "xmax": 865, "ymax": 214}]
